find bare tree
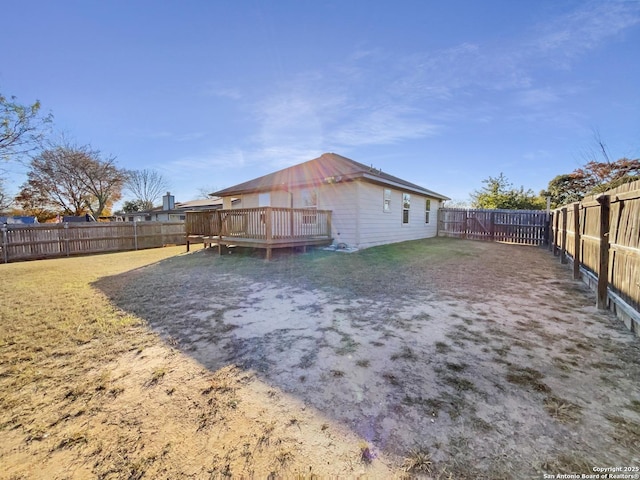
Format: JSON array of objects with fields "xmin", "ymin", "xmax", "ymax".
[
  {"xmin": 125, "ymin": 169, "xmax": 169, "ymax": 210},
  {"xmin": 75, "ymin": 147, "xmax": 128, "ymax": 218},
  {"xmin": 196, "ymin": 185, "xmax": 221, "ymax": 199},
  {"xmin": 0, "ymin": 176, "xmax": 12, "ymax": 213},
  {"xmin": 1, "ymin": 92, "xmax": 52, "ymax": 160},
  {"xmin": 17, "ymin": 141, "xmax": 127, "ymax": 219}
]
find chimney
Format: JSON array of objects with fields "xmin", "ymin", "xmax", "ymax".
[{"xmin": 162, "ymin": 192, "xmax": 175, "ymax": 210}]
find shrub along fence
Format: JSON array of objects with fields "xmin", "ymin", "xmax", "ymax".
[
  {"xmin": 551, "ymin": 179, "xmax": 640, "ymax": 336},
  {"xmin": 0, "ymin": 221, "xmax": 186, "ymax": 263},
  {"xmin": 438, "ymin": 208, "xmax": 549, "ymax": 245}
]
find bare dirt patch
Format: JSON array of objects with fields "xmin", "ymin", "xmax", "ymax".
[{"xmin": 2, "ymin": 239, "xmax": 639, "ymax": 478}]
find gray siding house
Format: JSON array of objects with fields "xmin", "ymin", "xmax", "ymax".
[{"xmin": 213, "ymin": 153, "xmax": 449, "ymax": 250}]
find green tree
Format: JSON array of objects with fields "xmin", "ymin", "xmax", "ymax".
[
  {"xmin": 540, "ymin": 173, "xmax": 589, "ymax": 208},
  {"xmin": 1, "ymin": 92, "xmax": 52, "ymax": 160},
  {"xmin": 541, "ymin": 157, "xmax": 640, "ymax": 208},
  {"xmin": 471, "ymin": 173, "xmax": 545, "ymax": 210},
  {"xmin": 121, "ymin": 199, "xmax": 146, "ymax": 213}
]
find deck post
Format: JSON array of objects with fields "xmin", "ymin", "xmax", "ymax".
[
  {"xmin": 265, "ymin": 207, "xmax": 273, "ymax": 261},
  {"xmin": 265, "ymin": 207, "xmax": 273, "ymax": 243}
]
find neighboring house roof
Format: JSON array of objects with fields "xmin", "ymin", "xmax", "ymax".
[
  {"xmin": 213, "ymin": 153, "xmax": 450, "ymax": 200},
  {"xmin": 0, "ymin": 216, "xmax": 39, "ymax": 224},
  {"xmin": 63, "ymin": 214, "xmax": 96, "ymax": 222},
  {"xmin": 127, "ymin": 197, "xmax": 225, "ymax": 216},
  {"xmin": 175, "ymin": 197, "xmax": 225, "ymax": 210}
]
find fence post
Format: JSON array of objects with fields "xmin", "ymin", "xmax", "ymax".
[
  {"xmin": 573, "ymin": 203, "xmax": 581, "ymax": 280},
  {"xmin": 553, "ymin": 211, "xmax": 559, "ymax": 256},
  {"xmin": 490, "ymin": 211, "xmax": 495, "ymax": 242},
  {"xmin": 133, "ymin": 220, "xmax": 138, "ymax": 251},
  {"xmin": 560, "ymin": 207, "xmax": 568, "ymax": 264},
  {"xmin": 64, "ymin": 222, "xmax": 70, "ymax": 256},
  {"xmin": 462, "ymin": 214, "xmax": 468, "ymax": 240},
  {"xmin": 596, "ymin": 194, "xmax": 610, "ymax": 309},
  {"xmin": 1, "ymin": 224, "xmax": 8, "ymax": 264}
]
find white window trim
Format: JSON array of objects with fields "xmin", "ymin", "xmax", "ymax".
[
  {"xmin": 425, "ymin": 199, "xmax": 431, "ymax": 224},
  {"xmin": 383, "ymin": 188, "xmax": 391, "ymax": 213},
  {"xmin": 402, "ymin": 193, "xmax": 410, "ymax": 225}
]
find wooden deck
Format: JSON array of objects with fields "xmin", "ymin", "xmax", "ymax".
[{"xmin": 185, "ymin": 207, "xmax": 333, "ymax": 260}]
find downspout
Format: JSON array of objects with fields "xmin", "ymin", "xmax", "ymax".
[{"xmin": 355, "ymin": 181, "xmax": 360, "ymax": 247}]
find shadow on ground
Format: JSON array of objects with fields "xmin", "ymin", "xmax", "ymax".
[{"xmin": 94, "ymin": 238, "xmax": 640, "ymax": 478}]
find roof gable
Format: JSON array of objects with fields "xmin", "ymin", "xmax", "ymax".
[{"xmin": 213, "ymin": 153, "xmax": 449, "ymax": 200}]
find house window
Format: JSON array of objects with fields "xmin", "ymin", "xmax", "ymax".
[
  {"xmin": 425, "ymin": 199, "xmax": 431, "ymax": 224},
  {"xmin": 301, "ymin": 188, "xmax": 318, "ymax": 224},
  {"xmin": 258, "ymin": 192, "xmax": 270, "ymax": 207},
  {"xmin": 301, "ymin": 189, "xmax": 318, "ymax": 208},
  {"xmin": 383, "ymin": 189, "xmax": 391, "ymax": 213},
  {"xmin": 402, "ymin": 193, "xmax": 410, "ymax": 224}
]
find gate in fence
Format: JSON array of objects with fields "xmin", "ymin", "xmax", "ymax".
[{"xmin": 438, "ymin": 208, "xmax": 549, "ymax": 246}]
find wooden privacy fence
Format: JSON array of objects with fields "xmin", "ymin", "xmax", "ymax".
[
  {"xmin": 438, "ymin": 208, "xmax": 549, "ymax": 245},
  {"xmin": 0, "ymin": 221, "xmax": 186, "ymax": 263},
  {"xmin": 551, "ymin": 180, "xmax": 640, "ymax": 335}
]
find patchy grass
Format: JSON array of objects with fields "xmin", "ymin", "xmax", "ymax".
[
  {"xmin": 391, "ymin": 345, "xmax": 418, "ymax": 361},
  {"xmin": 540, "ymin": 453, "xmax": 594, "ymax": 475},
  {"xmin": 359, "ymin": 442, "xmax": 375, "ymax": 464},
  {"xmin": 402, "ymin": 447, "xmax": 433, "ymax": 474},
  {"xmin": 605, "ymin": 414, "xmax": 640, "ymax": 452},
  {"xmin": 147, "ymin": 368, "xmax": 167, "ymax": 386},
  {"xmin": 625, "ymin": 399, "xmax": 640, "ymax": 414},
  {"xmin": 544, "ymin": 396, "xmax": 582, "ymax": 423},
  {"xmin": 505, "ymin": 366, "xmax": 550, "ymax": 393},
  {"xmin": 188, "ymin": 237, "xmax": 484, "ymax": 300}
]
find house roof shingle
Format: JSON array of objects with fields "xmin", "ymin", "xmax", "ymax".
[{"xmin": 213, "ymin": 153, "xmax": 449, "ymax": 200}]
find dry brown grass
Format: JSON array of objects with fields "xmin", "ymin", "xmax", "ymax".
[{"xmin": 0, "ymin": 246, "xmax": 395, "ymax": 478}]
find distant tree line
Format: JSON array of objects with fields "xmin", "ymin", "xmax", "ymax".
[{"xmin": 468, "ymin": 136, "xmax": 639, "ymax": 210}]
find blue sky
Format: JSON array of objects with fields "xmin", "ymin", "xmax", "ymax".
[{"xmin": 2, "ymin": 0, "xmax": 639, "ymax": 206}]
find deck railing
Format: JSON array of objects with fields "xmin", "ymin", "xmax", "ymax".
[{"xmin": 186, "ymin": 207, "xmax": 332, "ymax": 242}]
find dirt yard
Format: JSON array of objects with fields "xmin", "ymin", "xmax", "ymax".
[{"xmin": 1, "ymin": 238, "xmax": 639, "ymax": 479}]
